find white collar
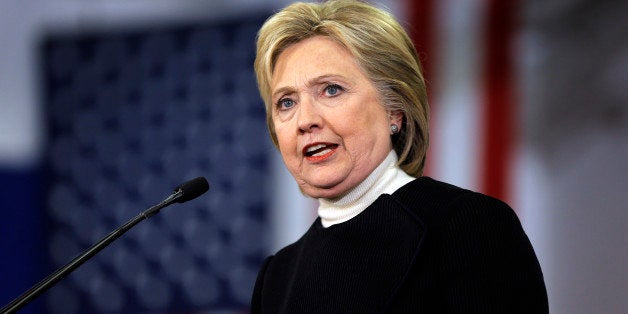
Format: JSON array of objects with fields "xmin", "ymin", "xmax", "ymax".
[{"xmin": 318, "ymin": 150, "xmax": 415, "ymax": 227}]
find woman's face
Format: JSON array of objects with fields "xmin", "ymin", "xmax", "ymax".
[{"xmin": 270, "ymin": 36, "xmax": 399, "ymax": 199}]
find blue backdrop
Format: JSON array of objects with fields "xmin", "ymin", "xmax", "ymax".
[{"xmin": 1, "ymin": 13, "xmax": 272, "ymax": 314}]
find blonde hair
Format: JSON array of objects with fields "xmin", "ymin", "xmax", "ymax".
[{"xmin": 254, "ymin": 0, "xmax": 429, "ymax": 176}]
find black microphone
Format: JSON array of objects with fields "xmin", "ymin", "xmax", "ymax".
[
  {"xmin": 143, "ymin": 176, "xmax": 210, "ymax": 217},
  {"xmin": 174, "ymin": 176, "xmax": 210, "ymax": 203},
  {"xmin": 0, "ymin": 177, "xmax": 210, "ymax": 314}
]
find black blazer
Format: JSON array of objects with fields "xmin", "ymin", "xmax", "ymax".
[{"xmin": 251, "ymin": 177, "xmax": 548, "ymax": 313}]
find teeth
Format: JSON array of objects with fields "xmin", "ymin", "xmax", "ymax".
[
  {"xmin": 311, "ymin": 148, "xmax": 332, "ymax": 157},
  {"xmin": 306, "ymin": 144, "xmax": 327, "ymax": 153}
]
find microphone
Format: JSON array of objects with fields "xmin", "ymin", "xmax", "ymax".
[
  {"xmin": 0, "ymin": 177, "xmax": 210, "ymax": 314},
  {"xmin": 143, "ymin": 176, "xmax": 210, "ymax": 217},
  {"xmin": 175, "ymin": 176, "xmax": 211, "ymax": 203}
]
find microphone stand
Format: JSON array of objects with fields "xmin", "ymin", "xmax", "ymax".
[{"xmin": 0, "ymin": 190, "xmax": 183, "ymax": 314}]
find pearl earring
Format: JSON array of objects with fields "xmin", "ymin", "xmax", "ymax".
[{"xmin": 390, "ymin": 124, "xmax": 399, "ymax": 134}]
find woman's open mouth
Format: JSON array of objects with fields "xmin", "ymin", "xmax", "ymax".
[{"xmin": 303, "ymin": 143, "xmax": 339, "ymax": 162}]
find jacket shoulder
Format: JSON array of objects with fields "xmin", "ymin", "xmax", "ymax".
[
  {"xmin": 392, "ymin": 176, "xmax": 516, "ymax": 228},
  {"xmin": 391, "ymin": 177, "xmax": 548, "ymax": 313}
]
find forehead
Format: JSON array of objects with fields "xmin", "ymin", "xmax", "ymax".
[{"xmin": 271, "ymin": 36, "xmax": 366, "ymax": 89}]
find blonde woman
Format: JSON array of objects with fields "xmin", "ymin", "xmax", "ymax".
[{"xmin": 251, "ymin": 1, "xmax": 548, "ymax": 313}]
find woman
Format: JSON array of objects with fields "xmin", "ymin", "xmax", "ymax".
[{"xmin": 251, "ymin": 0, "xmax": 548, "ymax": 313}]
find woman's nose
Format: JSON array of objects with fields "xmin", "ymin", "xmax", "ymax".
[{"xmin": 297, "ymin": 97, "xmax": 322, "ymax": 133}]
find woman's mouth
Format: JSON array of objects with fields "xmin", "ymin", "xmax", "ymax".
[{"xmin": 303, "ymin": 143, "xmax": 339, "ymax": 161}]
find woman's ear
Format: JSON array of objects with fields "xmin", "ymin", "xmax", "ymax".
[{"xmin": 389, "ymin": 110, "xmax": 404, "ymax": 127}]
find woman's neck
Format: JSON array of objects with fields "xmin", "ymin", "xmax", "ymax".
[{"xmin": 318, "ymin": 150, "xmax": 414, "ymax": 227}]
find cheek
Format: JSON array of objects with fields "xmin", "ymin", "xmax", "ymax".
[
  {"xmin": 271, "ymin": 116, "xmax": 287, "ymax": 144},
  {"xmin": 341, "ymin": 107, "xmax": 388, "ymax": 144},
  {"xmin": 274, "ymin": 125, "xmax": 298, "ymax": 159}
]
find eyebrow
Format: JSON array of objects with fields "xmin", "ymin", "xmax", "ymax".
[{"xmin": 271, "ymin": 74, "xmax": 347, "ymax": 100}]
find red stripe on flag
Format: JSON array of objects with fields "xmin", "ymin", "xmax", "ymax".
[
  {"xmin": 482, "ymin": 0, "xmax": 518, "ymax": 201},
  {"xmin": 406, "ymin": 0, "xmax": 434, "ymax": 82},
  {"xmin": 406, "ymin": 0, "xmax": 436, "ymax": 175}
]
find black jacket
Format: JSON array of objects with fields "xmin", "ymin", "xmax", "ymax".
[{"xmin": 251, "ymin": 177, "xmax": 548, "ymax": 313}]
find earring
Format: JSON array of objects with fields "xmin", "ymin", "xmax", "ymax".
[{"xmin": 390, "ymin": 124, "xmax": 399, "ymax": 134}]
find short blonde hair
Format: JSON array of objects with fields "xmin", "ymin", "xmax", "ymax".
[{"xmin": 255, "ymin": 0, "xmax": 429, "ymax": 176}]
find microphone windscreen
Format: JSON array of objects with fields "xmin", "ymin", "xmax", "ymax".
[{"xmin": 175, "ymin": 177, "xmax": 210, "ymax": 203}]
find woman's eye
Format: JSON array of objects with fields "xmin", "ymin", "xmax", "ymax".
[
  {"xmin": 324, "ymin": 84, "xmax": 343, "ymax": 97},
  {"xmin": 277, "ymin": 98, "xmax": 295, "ymax": 110}
]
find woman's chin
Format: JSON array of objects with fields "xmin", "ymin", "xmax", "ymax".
[
  {"xmin": 299, "ymin": 179, "xmax": 352, "ymax": 199},
  {"xmin": 301, "ymin": 188, "xmax": 343, "ymax": 199}
]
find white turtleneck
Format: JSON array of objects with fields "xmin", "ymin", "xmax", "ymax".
[{"xmin": 318, "ymin": 150, "xmax": 415, "ymax": 228}]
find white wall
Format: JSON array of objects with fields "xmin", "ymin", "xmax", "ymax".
[{"xmin": 517, "ymin": 0, "xmax": 628, "ymax": 313}]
